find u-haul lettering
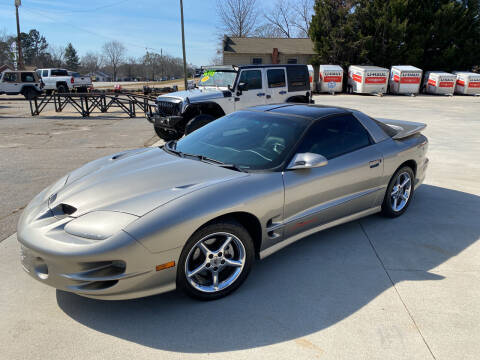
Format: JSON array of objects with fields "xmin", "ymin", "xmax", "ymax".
[
  {"xmin": 394, "ymin": 71, "xmax": 421, "ymax": 84},
  {"xmin": 365, "ymin": 72, "xmax": 387, "ymax": 84},
  {"xmin": 323, "ymin": 71, "xmax": 342, "ymax": 83}
]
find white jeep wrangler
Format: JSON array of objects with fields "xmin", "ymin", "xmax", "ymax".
[{"xmin": 147, "ymin": 64, "xmax": 313, "ymax": 140}]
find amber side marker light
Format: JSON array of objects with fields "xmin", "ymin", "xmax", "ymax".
[{"xmin": 156, "ymin": 261, "xmax": 175, "ymax": 271}]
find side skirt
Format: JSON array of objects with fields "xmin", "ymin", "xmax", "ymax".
[{"xmin": 259, "ymin": 206, "xmax": 381, "ymax": 259}]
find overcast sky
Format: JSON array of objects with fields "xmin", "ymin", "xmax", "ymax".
[{"xmin": 0, "ymin": 0, "xmax": 274, "ymax": 66}]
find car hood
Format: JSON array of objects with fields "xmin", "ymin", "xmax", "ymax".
[
  {"xmin": 49, "ymin": 147, "xmax": 248, "ymax": 217},
  {"xmin": 157, "ymin": 87, "xmax": 229, "ymax": 103}
]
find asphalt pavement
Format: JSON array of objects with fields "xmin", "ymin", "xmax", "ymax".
[{"xmin": 0, "ymin": 94, "xmax": 479, "ymax": 359}]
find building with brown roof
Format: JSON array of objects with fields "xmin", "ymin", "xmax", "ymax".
[{"xmin": 222, "ymin": 36, "xmax": 315, "ymax": 66}]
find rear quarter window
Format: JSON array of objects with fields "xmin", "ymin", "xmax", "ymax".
[
  {"xmin": 21, "ymin": 73, "xmax": 36, "ymax": 82},
  {"xmin": 286, "ymin": 66, "xmax": 309, "ymax": 92}
]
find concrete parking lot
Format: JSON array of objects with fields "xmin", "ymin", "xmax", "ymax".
[{"xmin": 0, "ymin": 94, "xmax": 479, "ymax": 359}]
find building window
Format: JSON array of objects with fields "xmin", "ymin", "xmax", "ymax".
[
  {"xmin": 252, "ymin": 58, "xmax": 262, "ymax": 65},
  {"xmin": 287, "ymin": 58, "xmax": 298, "ymax": 64}
]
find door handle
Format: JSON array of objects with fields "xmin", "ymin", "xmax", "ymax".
[
  {"xmin": 266, "ymin": 94, "xmax": 271, "ymax": 99},
  {"xmin": 279, "ymin": 90, "xmax": 287, "ymax": 94},
  {"xmin": 234, "ymin": 97, "xmax": 240, "ymax": 102},
  {"xmin": 369, "ymin": 159, "xmax": 381, "ymax": 168},
  {"xmin": 257, "ymin": 93, "xmax": 265, "ymax": 97}
]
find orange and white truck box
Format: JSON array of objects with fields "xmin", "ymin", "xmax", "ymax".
[
  {"xmin": 389, "ymin": 65, "xmax": 422, "ymax": 95},
  {"xmin": 424, "ymin": 71, "xmax": 456, "ymax": 95},
  {"xmin": 319, "ymin": 65, "xmax": 343, "ymax": 93},
  {"xmin": 453, "ymin": 71, "xmax": 480, "ymax": 95},
  {"xmin": 348, "ymin": 65, "xmax": 389, "ymax": 94}
]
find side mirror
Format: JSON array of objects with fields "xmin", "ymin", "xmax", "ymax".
[
  {"xmin": 287, "ymin": 153, "xmax": 328, "ymax": 170},
  {"xmin": 236, "ymin": 82, "xmax": 248, "ymax": 95}
]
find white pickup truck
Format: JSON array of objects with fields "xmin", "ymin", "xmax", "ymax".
[{"xmin": 36, "ymin": 68, "xmax": 91, "ymax": 93}]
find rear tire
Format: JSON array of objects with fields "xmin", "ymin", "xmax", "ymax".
[
  {"xmin": 381, "ymin": 166, "xmax": 415, "ymax": 218},
  {"xmin": 177, "ymin": 219, "xmax": 254, "ymax": 300},
  {"xmin": 22, "ymin": 87, "xmax": 38, "ymax": 100},
  {"xmin": 57, "ymin": 84, "xmax": 69, "ymax": 94}
]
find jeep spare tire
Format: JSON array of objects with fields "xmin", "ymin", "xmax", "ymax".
[{"xmin": 185, "ymin": 114, "xmax": 215, "ymax": 135}]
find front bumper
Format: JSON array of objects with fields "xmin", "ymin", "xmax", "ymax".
[
  {"xmin": 146, "ymin": 112, "xmax": 183, "ymax": 129},
  {"xmin": 17, "ymin": 190, "xmax": 180, "ymax": 300}
]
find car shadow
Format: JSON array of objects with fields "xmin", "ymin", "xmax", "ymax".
[{"xmin": 56, "ymin": 184, "xmax": 480, "ymax": 353}]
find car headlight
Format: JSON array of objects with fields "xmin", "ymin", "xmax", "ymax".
[{"xmin": 64, "ymin": 211, "xmax": 138, "ymax": 240}]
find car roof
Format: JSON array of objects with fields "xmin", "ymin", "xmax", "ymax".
[{"xmin": 246, "ymin": 104, "xmax": 351, "ymax": 120}]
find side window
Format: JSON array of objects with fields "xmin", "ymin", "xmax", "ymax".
[
  {"xmin": 3, "ymin": 72, "xmax": 17, "ymax": 82},
  {"xmin": 21, "ymin": 73, "xmax": 35, "ymax": 82},
  {"xmin": 43, "ymin": 70, "xmax": 48, "ymax": 77},
  {"xmin": 238, "ymin": 70, "xmax": 262, "ymax": 90},
  {"xmin": 297, "ymin": 115, "xmax": 372, "ymax": 159},
  {"xmin": 267, "ymin": 69, "xmax": 286, "ymax": 88}
]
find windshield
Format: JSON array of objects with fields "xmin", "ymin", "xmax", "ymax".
[
  {"xmin": 198, "ymin": 69, "xmax": 237, "ymax": 87},
  {"xmin": 172, "ymin": 111, "xmax": 309, "ymax": 170}
]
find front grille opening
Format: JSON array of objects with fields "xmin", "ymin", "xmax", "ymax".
[
  {"xmin": 77, "ymin": 260, "xmax": 126, "ymax": 278},
  {"xmin": 78, "ymin": 280, "xmax": 119, "ymax": 291}
]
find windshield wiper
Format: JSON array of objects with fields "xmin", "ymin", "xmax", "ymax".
[{"xmin": 164, "ymin": 141, "xmax": 246, "ymax": 172}]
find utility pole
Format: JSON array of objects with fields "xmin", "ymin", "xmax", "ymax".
[
  {"xmin": 180, "ymin": 0, "xmax": 188, "ymax": 90},
  {"xmin": 15, "ymin": 0, "xmax": 24, "ymax": 70}
]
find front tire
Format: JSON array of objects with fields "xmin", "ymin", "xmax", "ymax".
[
  {"xmin": 154, "ymin": 126, "xmax": 181, "ymax": 141},
  {"xmin": 177, "ymin": 220, "xmax": 254, "ymax": 300},
  {"xmin": 381, "ymin": 166, "xmax": 415, "ymax": 217},
  {"xmin": 185, "ymin": 114, "xmax": 215, "ymax": 135}
]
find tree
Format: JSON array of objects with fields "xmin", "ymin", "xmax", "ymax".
[
  {"xmin": 309, "ymin": 0, "xmax": 361, "ymax": 67},
  {"xmin": 292, "ymin": 0, "xmax": 314, "ymax": 37},
  {"xmin": 80, "ymin": 52, "xmax": 102, "ymax": 74},
  {"xmin": 46, "ymin": 45, "xmax": 65, "ymax": 68},
  {"xmin": 264, "ymin": 0, "xmax": 296, "ymax": 38},
  {"xmin": 217, "ymin": 0, "xmax": 259, "ymax": 37},
  {"xmin": 64, "ymin": 43, "xmax": 80, "ymax": 70},
  {"xmin": 102, "ymin": 40, "xmax": 125, "ymax": 81},
  {"xmin": 20, "ymin": 29, "xmax": 48, "ymax": 67}
]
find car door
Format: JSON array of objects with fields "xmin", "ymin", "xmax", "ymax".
[
  {"xmin": 265, "ymin": 67, "xmax": 289, "ymax": 104},
  {"xmin": 234, "ymin": 69, "xmax": 266, "ymax": 111},
  {"xmin": 282, "ymin": 114, "xmax": 384, "ymax": 239},
  {"xmin": 1, "ymin": 72, "xmax": 19, "ymax": 93}
]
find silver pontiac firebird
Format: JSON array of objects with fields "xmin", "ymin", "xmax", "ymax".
[{"xmin": 18, "ymin": 104, "xmax": 428, "ymax": 300}]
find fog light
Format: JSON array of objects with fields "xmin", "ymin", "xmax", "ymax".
[{"xmin": 34, "ymin": 257, "xmax": 48, "ymax": 280}]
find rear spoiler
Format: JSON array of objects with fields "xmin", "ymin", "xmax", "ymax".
[{"xmin": 376, "ymin": 118, "xmax": 426, "ymax": 140}]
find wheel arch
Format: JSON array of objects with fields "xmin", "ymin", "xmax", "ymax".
[
  {"xmin": 199, "ymin": 212, "xmax": 263, "ymax": 258},
  {"xmin": 184, "ymin": 102, "xmax": 226, "ymax": 121},
  {"xmin": 286, "ymin": 95, "xmax": 309, "ymax": 103},
  {"xmin": 397, "ymin": 159, "xmax": 417, "ymax": 176}
]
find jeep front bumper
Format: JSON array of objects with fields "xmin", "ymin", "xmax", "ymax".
[{"xmin": 146, "ymin": 113, "xmax": 183, "ymax": 129}]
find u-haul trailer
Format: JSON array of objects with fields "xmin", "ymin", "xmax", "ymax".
[
  {"xmin": 347, "ymin": 65, "xmax": 389, "ymax": 95},
  {"xmin": 424, "ymin": 71, "xmax": 456, "ymax": 95},
  {"xmin": 389, "ymin": 65, "xmax": 422, "ymax": 95},
  {"xmin": 319, "ymin": 65, "xmax": 343, "ymax": 94},
  {"xmin": 453, "ymin": 71, "xmax": 480, "ymax": 96}
]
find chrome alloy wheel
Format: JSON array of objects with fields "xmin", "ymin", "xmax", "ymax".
[
  {"xmin": 390, "ymin": 171, "xmax": 412, "ymax": 212},
  {"xmin": 185, "ymin": 232, "xmax": 246, "ymax": 293}
]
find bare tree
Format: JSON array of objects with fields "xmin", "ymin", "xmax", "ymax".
[
  {"xmin": 217, "ymin": 0, "xmax": 259, "ymax": 37},
  {"xmin": 47, "ymin": 45, "xmax": 65, "ymax": 67},
  {"xmin": 102, "ymin": 40, "xmax": 125, "ymax": 81},
  {"xmin": 81, "ymin": 52, "xmax": 102, "ymax": 74},
  {"xmin": 292, "ymin": 0, "xmax": 314, "ymax": 37},
  {"xmin": 264, "ymin": 0, "xmax": 295, "ymax": 38},
  {"xmin": 253, "ymin": 24, "xmax": 284, "ymax": 38}
]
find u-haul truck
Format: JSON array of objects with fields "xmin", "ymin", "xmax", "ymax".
[
  {"xmin": 347, "ymin": 65, "xmax": 389, "ymax": 95},
  {"xmin": 453, "ymin": 71, "xmax": 480, "ymax": 95},
  {"xmin": 424, "ymin": 71, "xmax": 456, "ymax": 95},
  {"xmin": 319, "ymin": 65, "xmax": 343, "ymax": 93},
  {"xmin": 389, "ymin": 65, "xmax": 422, "ymax": 95}
]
